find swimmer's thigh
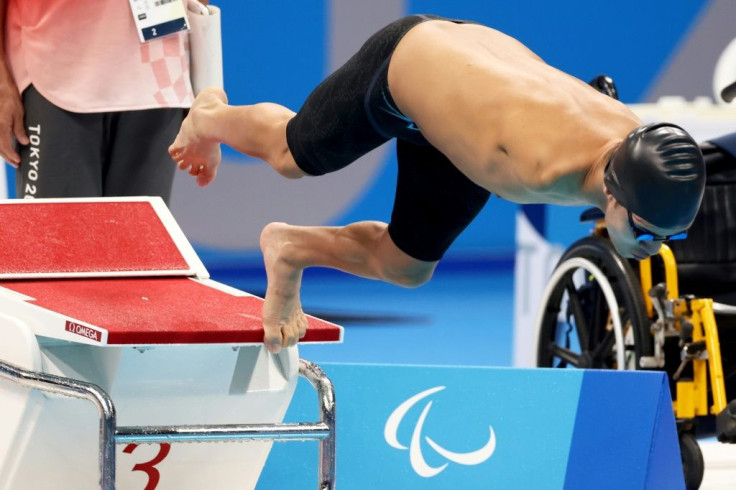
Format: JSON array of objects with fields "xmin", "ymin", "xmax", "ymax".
[{"xmin": 388, "ymin": 139, "xmax": 491, "ymax": 262}]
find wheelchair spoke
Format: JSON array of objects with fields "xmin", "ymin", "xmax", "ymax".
[
  {"xmin": 536, "ymin": 237, "xmax": 652, "ymax": 371},
  {"xmin": 591, "ymin": 281, "xmax": 606, "ymax": 348},
  {"xmin": 548, "ymin": 342, "xmax": 581, "ymax": 367},
  {"xmin": 591, "ymin": 329, "xmax": 616, "ymax": 365},
  {"xmin": 564, "ymin": 276, "xmax": 590, "ymax": 351}
]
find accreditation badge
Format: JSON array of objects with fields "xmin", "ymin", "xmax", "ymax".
[{"xmin": 128, "ymin": 0, "xmax": 190, "ymax": 43}]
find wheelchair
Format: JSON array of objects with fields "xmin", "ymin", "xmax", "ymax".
[{"xmin": 533, "ymin": 132, "xmax": 736, "ymax": 490}]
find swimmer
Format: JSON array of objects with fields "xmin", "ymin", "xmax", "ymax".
[{"xmin": 169, "ymin": 15, "xmax": 705, "ymax": 353}]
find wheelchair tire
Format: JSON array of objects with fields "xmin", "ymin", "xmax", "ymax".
[
  {"xmin": 679, "ymin": 432, "xmax": 704, "ymax": 490},
  {"xmin": 535, "ymin": 236, "xmax": 653, "ymax": 370}
]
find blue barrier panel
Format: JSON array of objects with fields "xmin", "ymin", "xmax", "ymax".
[
  {"xmin": 260, "ymin": 364, "xmax": 683, "ymax": 489},
  {"xmin": 564, "ymin": 370, "xmax": 683, "ymax": 490}
]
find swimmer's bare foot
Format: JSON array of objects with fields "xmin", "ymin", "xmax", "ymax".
[
  {"xmin": 169, "ymin": 87, "xmax": 227, "ymax": 187},
  {"xmin": 260, "ymin": 222, "xmax": 309, "ymax": 353}
]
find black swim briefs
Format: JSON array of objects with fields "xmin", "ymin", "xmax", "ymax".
[{"xmin": 286, "ymin": 14, "xmax": 491, "ymax": 262}]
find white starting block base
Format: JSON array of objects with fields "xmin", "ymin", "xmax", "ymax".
[{"xmin": 1, "ymin": 316, "xmax": 299, "ymax": 489}]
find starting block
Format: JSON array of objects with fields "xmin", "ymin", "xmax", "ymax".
[{"xmin": 0, "ymin": 197, "xmax": 342, "ymax": 489}]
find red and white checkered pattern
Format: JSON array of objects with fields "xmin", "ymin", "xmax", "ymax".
[{"xmin": 141, "ymin": 34, "xmax": 193, "ymax": 107}]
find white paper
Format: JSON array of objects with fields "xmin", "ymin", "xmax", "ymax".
[{"xmin": 188, "ymin": 1, "xmax": 224, "ymax": 95}]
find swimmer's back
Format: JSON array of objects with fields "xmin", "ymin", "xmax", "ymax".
[{"xmin": 387, "ymin": 19, "xmax": 641, "ymax": 202}]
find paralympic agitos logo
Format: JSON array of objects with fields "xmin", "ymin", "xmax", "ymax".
[{"xmin": 384, "ymin": 386, "xmax": 496, "ymax": 477}]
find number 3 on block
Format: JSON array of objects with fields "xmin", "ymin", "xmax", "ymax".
[{"xmin": 123, "ymin": 443, "xmax": 171, "ymax": 490}]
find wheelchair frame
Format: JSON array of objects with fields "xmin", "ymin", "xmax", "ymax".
[{"xmin": 639, "ymin": 244, "xmax": 728, "ymax": 422}]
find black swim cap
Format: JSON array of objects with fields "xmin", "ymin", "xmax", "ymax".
[{"xmin": 604, "ymin": 122, "xmax": 705, "ymax": 230}]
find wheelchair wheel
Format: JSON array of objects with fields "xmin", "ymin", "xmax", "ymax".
[
  {"xmin": 679, "ymin": 432, "xmax": 704, "ymax": 490},
  {"xmin": 535, "ymin": 236, "xmax": 653, "ymax": 370}
]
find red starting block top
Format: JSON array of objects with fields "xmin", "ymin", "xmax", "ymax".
[
  {"xmin": 0, "ymin": 198, "xmax": 206, "ymax": 278},
  {"xmin": 1, "ymin": 277, "xmax": 342, "ymax": 345},
  {"xmin": 0, "ymin": 197, "xmax": 342, "ymax": 346}
]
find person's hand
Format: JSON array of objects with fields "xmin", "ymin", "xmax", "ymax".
[
  {"xmin": 0, "ymin": 76, "xmax": 28, "ymax": 167},
  {"xmin": 169, "ymin": 87, "xmax": 226, "ymax": 186}
]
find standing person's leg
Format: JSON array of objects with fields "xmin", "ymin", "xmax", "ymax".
[
  {"xmin": 17, "ymin": 85, "xmax": 104, "ymax": 198},
  {"xmin": 103, "ymin": 107, "xmax": 182, "ymax": 205}
]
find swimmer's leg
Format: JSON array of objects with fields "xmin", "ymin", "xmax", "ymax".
[
  {"xmin": 170, "ymin": 16, "xmax": 435, "ymax": 186},
  {"xmin": 169, "ymin": 87, "xmax": 304, "ymax": 186},
  {"xmin": 259, "ymin": 221, "xmax": 437, "ymax": 353}
]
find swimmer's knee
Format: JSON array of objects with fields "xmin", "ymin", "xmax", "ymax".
[
  {"xmin": 258, "ymin": 112, "xmax": 305, "ymax": 179},
  {"xmin": 271, "ymin": 151, "xmax": 306, "ymax": 179},
  {"xmin": 379, "ymin": 260, "xmax": 436, "ymax": 288},
  {"xmin": 371, "ymin": 228, "xmax": 437, "ymax": 287}
]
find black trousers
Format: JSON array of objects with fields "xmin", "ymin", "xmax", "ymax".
[{"xmin": 17, "ymin": 85, "xmax": 183, "ymax": 205}]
